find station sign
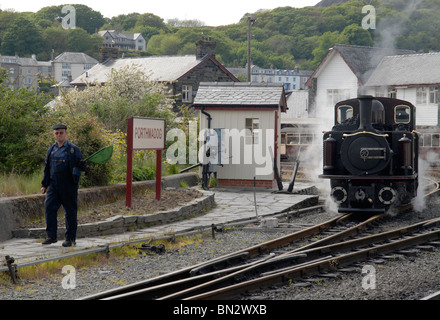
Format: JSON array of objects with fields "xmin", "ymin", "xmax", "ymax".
[
  {"xmin": 126, "ymin": 117, "xmax": 166, "ymax": 207},
  {"xmin": 132, "ymin": 117, "xmax": 166, "ymax": 150}
]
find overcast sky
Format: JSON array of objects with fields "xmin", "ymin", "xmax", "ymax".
[{"xmin": 0, "ymin": 0, "xmax": 321, "ymax": 26}]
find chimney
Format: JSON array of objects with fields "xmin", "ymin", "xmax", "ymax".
[{"xmin": 196, "ymin": 37, "xmax": 216, "ymax": 60}]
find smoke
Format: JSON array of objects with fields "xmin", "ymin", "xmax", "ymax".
[{"xmin": 374, "ymin": 0, "xmax": 423, "ymax": 50}]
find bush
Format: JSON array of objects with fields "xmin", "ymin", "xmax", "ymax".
[{"xmin": 0, "ymin": 83, "xmax": 52, "ymax": 174}]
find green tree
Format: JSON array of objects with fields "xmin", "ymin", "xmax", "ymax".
[
  {"xmin": 0, "ymin": 83, "xmax": 52, "ymax": 174},
  {"xmin": 1, "ymin": 16, "xmax": 43, "ymax": 56},
  {"xmin": 311, "ymin": 31, "xmax": 340, "ymax": 68},
  {"xmin": 338, "ymin": 24, "xmax": 374, "ymax": 47},
  {"xmin": 35, "ymin": 5, "xmax": 105, "ymax": 34}
]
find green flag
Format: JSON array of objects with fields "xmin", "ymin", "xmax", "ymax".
[{"xmin": 85, "ymin": 145, "xmax": 114, "ymax": 164}]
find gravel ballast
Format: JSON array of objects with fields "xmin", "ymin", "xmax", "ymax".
[{"xmin": 1, "ymin": 194, "xmax": 440, "ymax": 300}]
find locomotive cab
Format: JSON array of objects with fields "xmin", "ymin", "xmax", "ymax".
[{"xmin": 320, "ymin": 96, "xmax": 418, "ymax": 214}]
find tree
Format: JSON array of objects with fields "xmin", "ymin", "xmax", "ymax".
[
  {"xmin": 1, "ymin": 16, "xmax": 43, "ymax": 56},
  {"xmin": 311, "ymin": 31, "xmax": 340, "ymax": 68},
  {"xmin": 35, "ymin": 5, "xmax": 105, "ymax": 34},
  {"xmin": 0, "ymin": 82, "xmax": 52, "ymax": 174},
  {"xmin": 53, "ymin": 64, "xmax": 176, "ymax": 132},
  {"xmin": 338, "ymin": 24, "xmax": 374, "ymax": 47}
]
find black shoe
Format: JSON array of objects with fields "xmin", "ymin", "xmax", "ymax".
[
  {"xmin": 42, "ymin": 238, "xmax": 57, "ymax": 245},
  {"xmin": 62, "ymin": 239, "xmax": 76, "ymax": 247}
]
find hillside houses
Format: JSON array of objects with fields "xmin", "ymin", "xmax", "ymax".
[{"xmin": 0, "ymin": 52, "xmax": 98, "ymax": 91}]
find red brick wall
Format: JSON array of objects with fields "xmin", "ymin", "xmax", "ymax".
[{"xmin": 217, "ymin": 179, "xmax": 274, "ymax": 188}]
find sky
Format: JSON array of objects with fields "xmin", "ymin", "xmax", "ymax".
[{"xmin": 0, "ymin": 0, "xmax": 321, "ymax": 26}]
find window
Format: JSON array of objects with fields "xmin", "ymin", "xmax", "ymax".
[
  {"xmin": 429, "ymin": 87, "xmax": 439, "ymax": 104},
  {"xmin": 182, "ymin": 85, "xmax": 193, "ymax": 103},
  {"xmin": 327, "ymin": 89, "xmax": 351, "ymax": 106},
  {"xmin": 300, "ymin": 134, "xmax": 314, "ymax": 145},
  {"xmin": 388, "ymin": 88, "xmax": 397, "ymax": 99},
  {"xmin": 395, "ymin": 105, "xmax": 411, "ymax": 124},
  {"xmin": 417, "ymin": 87, "xmax": 427, "ymax": 104},
  {"xmin": 432, "ymin": 134, "xmax": 440, "ymax": 147},
  {"xmin": 287, "ymin": 134, "xmax": 300, "ymax": 145},
  {"xmin": 245, "ymin": 118, "xmax": 260, "ymax": 144},
  {"xmin": 62, "ymin": 63, "xmax": 71, "ymax": 70},
  {"xmin": 337, "ymin": 105, "xmax": 353, "ymax": 124}
]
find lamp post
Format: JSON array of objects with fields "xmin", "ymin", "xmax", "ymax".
[{"xmin": 247, "ymin": 15, "xmax": 257, "ymax": 82}]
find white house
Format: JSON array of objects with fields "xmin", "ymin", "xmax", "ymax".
[
  {"xmin": 365, "ymin": 52, "xmax": 440, "ymax": 127},
  {"xmin": 306, "ymin": 44, "xmax": 414, "ymax": 130},
  {"xmin": 52, "ymin": 52, "xmax": 98, "ymax": 83},
  {"xmin": 99, "ymin": 30, "xmax": 146, "ymax": 52}
]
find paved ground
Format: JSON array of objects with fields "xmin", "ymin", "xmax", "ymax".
[{"xmin": 0, "ymin": 182, "xmax": 317, "ymax": 269}]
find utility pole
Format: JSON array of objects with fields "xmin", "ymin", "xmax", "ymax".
[{"xmin": 247, "ymin": 15, "xmax": 256, "ymax": 82}]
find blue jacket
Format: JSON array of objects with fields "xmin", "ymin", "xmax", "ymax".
[{"xmin": 41, "ymin": 140, "xmax": 83, "ymax": 188}]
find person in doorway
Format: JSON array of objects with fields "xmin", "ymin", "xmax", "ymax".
[{"xmin": 41, "ymin": 124, "xmax": 86, "ymax": 247}]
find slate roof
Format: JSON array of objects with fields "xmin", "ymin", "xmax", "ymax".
[
  {"xmin": 366, "ymin": 52, "xmax": 440, "ymax": 87},
  {"xmin": 71, "ymin": 55, "xmax": 205, "ymax": 85},
  {"xmin": 53, "ymin": 52, "xmax": 98, "ymax": 64},
  {"xmin": 193, "ymin": 82, "xmax": 287, "ymax": 111},
  {"xmin": 307, "ymin": 44, "xmax": 415, "ymax": 86}
]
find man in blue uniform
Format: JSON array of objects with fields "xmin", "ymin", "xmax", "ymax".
[{"xmin": 41, "ymin": 124, "xmax": 86, "ymax": 247}]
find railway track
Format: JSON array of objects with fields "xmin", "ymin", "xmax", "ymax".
[
  {"xmin": 78, "ymin": 211, "xmax": 389, "ymax": 300},
  {"xmin": 80, "ymin": 175, "xmax": 440, "ymax": 300}
]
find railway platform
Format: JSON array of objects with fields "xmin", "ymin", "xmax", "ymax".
[{"xmin": 0, "ymin": 182, "xmax": 319, "ymax": 270}]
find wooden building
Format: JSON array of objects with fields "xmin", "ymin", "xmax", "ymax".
[{"xmin": 193, "ymin": 82, "xmax": 287, "ymax": 188}]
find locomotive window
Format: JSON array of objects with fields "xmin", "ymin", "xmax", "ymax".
[
  {"xmin": 395, "ymin": 105, "xmax": 411, "ymax": 124},
  {"xmin": 337, "ymin": 105, "xmax": 353, "ymax": 124}
]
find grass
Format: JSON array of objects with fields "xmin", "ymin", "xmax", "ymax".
[
  {"xmin": 0, "ymin": 162, "xmax": 198, "ymax": 198},
  {"xmin": 0, "ymin": 171, "xmax": 43, "ymax": 197}
]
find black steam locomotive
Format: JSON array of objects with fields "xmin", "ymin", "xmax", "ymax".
[{"xmin": 320, "ymin": 95, "xmax": 419, "ymax": 213}]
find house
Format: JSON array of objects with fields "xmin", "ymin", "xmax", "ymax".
[
  {"xmin": 193, "ymin": 82, "xmax": 287, "ymax": 188},
  {"xmin": 98, "ymin": 30, "xmax": 146, "ymax": 52},
  {"xmin": 52, "ymin": 52, "xmax": 98, "ymax": 83},
  {"xmin": 306, "ymin": 44, "xmax": 414, "ymax": 128},
  {"xmin": 228, "ymin": 65, "xmax": 313, "ymax": 91},
  {"xmin": 0, "ymin": 54, "xmax": 54, "ymax": 90},
  {"xmin": 364, "ymin": 52, "xmax": 440, "ymax": 127},
  {"xmin": 70, "ymin": 38, "xmax": 239, "ymax": 111}
]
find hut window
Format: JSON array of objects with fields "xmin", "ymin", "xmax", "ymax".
[{"xmin": 245, "ymin": 118, "xmax": 260, "ymax": 144}]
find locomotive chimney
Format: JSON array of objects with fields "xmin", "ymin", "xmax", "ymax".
[{"xmin": 358, "ymin": 95, "xmax": 374, "ymax": 132}]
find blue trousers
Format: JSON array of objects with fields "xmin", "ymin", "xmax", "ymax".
[{"xmin": 44, "ymin": 176, "xmax": 78, "ymax": 241}]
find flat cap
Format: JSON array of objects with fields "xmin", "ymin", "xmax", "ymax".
[{"xmin": 52, "ymin": 124, "xmax": 67, "ymax": 130}]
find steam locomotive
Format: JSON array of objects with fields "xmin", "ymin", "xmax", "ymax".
[{"xmin": 320, "ymin": 95, "xmax": 419, "ymax": 213}]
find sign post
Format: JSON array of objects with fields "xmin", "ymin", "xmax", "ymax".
[{"xmin": 126, "ymin": 117, "xmax": 166, "ymax": 208}]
